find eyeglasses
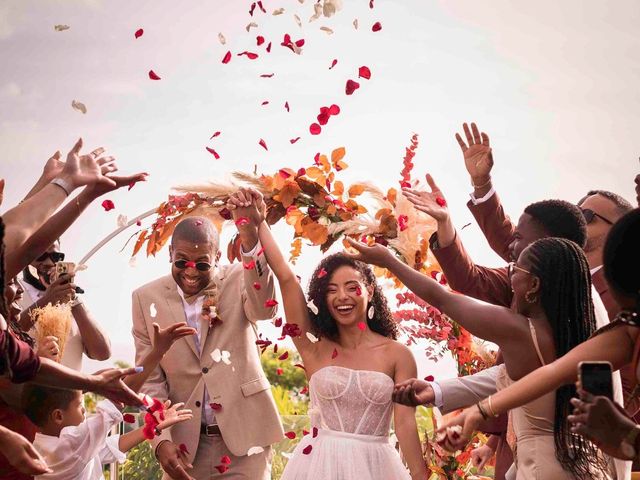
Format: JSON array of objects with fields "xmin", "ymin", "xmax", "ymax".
[
  {"xmin": 580, "ymin": 208, "xmax": 613, "ymax": 225},
  {"xmin": 35, "ymin": 251, "xmax": 65, "ymax": 263},
  {"xmin": 508, "ymin": 262, "xmax": 532, "ymax": 277},
  {"xmin": 173, "ymin": 260, "xmax": 212, "ymax": 271}
]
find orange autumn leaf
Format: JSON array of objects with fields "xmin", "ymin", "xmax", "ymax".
[
  {"xmin": 273, "ymin": 180, "xmax": 301, "ymax": 208},
  {"xmin": 347, "ymin": 184, "xmax": 365, "ymax": 198},
  {"xmin": 289, "ymin": 237, "xmax": 302, "ymax": 264},
  {"xmin": 331, "ymin": 147, "xmax": 345, "ymax": 165},
  {"xmin": 332, "ymin": 181, "xmax": 344, "ymax": 197},
  {"xmin": 378, "ymin": 212, "xmax": 398, "ymax": 238},
  {"xmin": 375, "ymin": 208, "xmax": 393, "ymax": 220},
  {"xmin": 326, "ymin": 203, "xmax": 337, "ymax": 216},
  {"xmin": 387, "ymin": 187, "xmax": 397, "ymax": 206},
  {"xmin": 132, "ymin": 230, "xmax": 148, "ymax": 257},
  {"xmin": 285, "ymin": 207, "xmax": 305, "ymax": 234},
  {"xmin": 317, "ymin": 154, "xmax": 331, "ymax": 173},
  {"xmin": 313, "ymin": 192, "xmax": 327, "ymax": 208},
  {"xmin": 301, "ymin": 219, "xmax": 329, "ymax": 245},
  {"xmin": 146, "ymin": 230, "xmax": 160, "ymax": 256},
  {"xmin": 304, "ymin": 166, "xmax": 325, "ymax": 183}
]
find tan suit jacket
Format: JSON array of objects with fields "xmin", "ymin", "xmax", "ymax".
[{"xmin": 131, "ymin": 248, "xmax": 284, "ymax": 460}]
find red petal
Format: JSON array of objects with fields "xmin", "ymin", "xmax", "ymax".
[
  {"xmin": 358, "ymin": 66, "xmax": 371, "ymax": 80},
  {"xmin": 253, "ymin": 282, "xmax": 261, "ymax": 290},
  {"xmin": 222, "ymin": 51, "xmax": 232, "ymax": 64},
  {"xmin": 205, "ymin": 146, "xmax": 220, "ymax": 159},
  {"xmin": 220, "ymin": 455, "xmax": 232, "ymax": 465},
  {"xmin": 317, "ymin": 268, "xmax": 328, "ymax": 278},
  {"xmin": 297, "ymin": 168, "xmax": 306, "ymax": 176},
  {"xmin": 290, "ymin": 137, "xmax": 301, "ymax": 144},
  {"xmin": 369, "ymin": 0, "xmax": 374, "ymax": 7},
  {"xmin": 257, "ymin": 1, "xmax": 266, "ymax": 13},
  {"xmin": 179, "ymin": 443, "xmax": 190, "ymax": 454},
  {"xmin": 123, "ymin": 413, "xmax": 136, "ymax": 423},
  {"xmin": 210, "ymin": 402, "xmax": 222, "ymax": 411},
  {"xmin": 284, "ymin": 101, "xmax": 290, "ymax": 112},
  {"xmin": 235, "ymin": 217, "xmax": 250, "ymax": 226},
  {"xmin": 261, "ymin": 100, "xmax": 269, "ymax": 106},
  {"xmin": 266, "ymin": 42, "xmax": 272, "ymax": 52},
  {"xmin": 238, "ymin": 51, "xmax": 259, "ymax": 59},
  {"xmin": 331, "ymin": 348, "xmax": 338, "ymax": 359},
  {"xmin": 303, "ymin": 429, "xmax": 309, "ymax": 436},
  {"xmin": 134, "ymin": 28, "xmax": 144, "ymax": 39},
  {"xmin": 258, "ymin": 139, "xmax": 268, "ymax": 151},
  {"xmin": 317, "ymin": 112, "xmax": 329, "ymax": 125},
  {"xmin": 185, "ymin": 261, "xmax": 196, "ymax": 268},
  {"xmin": 195, "ymin": 220, "xmax": 203, "ymax": 226},
  {"xmin": 278, "ymin": 351, "xmax": 289, "ymax": 360},
  {"xmin": 345, "ymin": 79, "xmax": 360, "ymax": 95},
  {"xmin": 273, "ymin": 343, "xmax": 278, "ymax": 353},
  {"xmin": 265, "ymin": 298, "xmax": 278, "ymax": 307},
  {"xmin": 244, "ymin": 260, "xmax": 256, "ymax": 270},
  {"xmin": 302, "ymin": 445, "xmax": 313, "ymax": 455},
  {"xmin": 136, "ymin": 220, "xmax": 142, "ymax": 226},
  {"xmin": 257, "ymin": 246, "xmax": 266, "ymax": 256},
  {"xmin": 274, "ymin": 317, "xmax": 282, "ymax": 327},
  {"xmin": 128, "ymin": 181, "xmax": 137, "ymax": 191},
  {"xmin": 328, "ymin": 104, "xmax": 340, "ymax": 115},
  {"xmin": 436, "ymin": 197, "xmax": 447, "ymax": 207},
  {"xmin": 309, "ymin": 123, "xmax": 322, "ymax": 135},
  {"xmin": 329, "ymin": 59, "xmax": 338, "ymax": 69},
  {"xmin": 148, "ymin": 70, "xmax": 161, "ymax": 80},
  {"xmin": 249, "ymin": 2, "xmax": 256, "ymax": 16},
  {"xmin": 215, "ymin": 465, "xmax": 229, "ymax": 474},
  {"xmin": 300, "ymin": 386, "xmax": 309, "ymax": 395},
  {"xmin": 276, "ymin": 368, "xmax": 283, "ymax": 375},
  {"xmin": 372, "ymin": 21, "xmax": 382, "ymax": 32},
  {"xmin": 256, "ymin": 35, "xmax": 265, "ymax": 46},
  {"xmin": 260, "ymin": 73, "xmax": 274, "ymax": 78},
  {"xmin": 398, "ymin": 214, "xmax": 409, "ymax": 231},
  {"xmin": 355, "ymin": 285, "xmax": 362, "ymax": 296},
  {"xmin": 424, "ymin": 375, "xmax": 435, "ymax": 382},
  {"xmin": 295, "ymin": 39, "xmax": 305, "ymax": 47},
  {"xmin": 312, "ymin": 427, "xmax": 318, "ymax": 438},
  {"xmin": 285, "ymin": 431, "xmax": 296, "ymax": 439},
  {"xmin": 279, "ymin": 169, "xmax": 292, "ymax": 179},
  {"xmin": 357, "ymin": 322, "xmax": 366, "ymax": 331},
  {"xmin": 101, "ymin": 199, "xmax": 115, "ymax": 211},
  {"xmin": 210, "ymin": 131, "xmax": 221, "ymax": 139}
]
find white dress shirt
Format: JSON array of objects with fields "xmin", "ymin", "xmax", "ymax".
[{"xmin": 33, "ymin": 400, "xmax": 125, "ymax": 480}]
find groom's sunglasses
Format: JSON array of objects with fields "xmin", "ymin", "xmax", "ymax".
[
  {"xmin": 173, "ymin": 260, "xmax": 212, "ymax": 272},
  {"xmin": 36, "ymin": 251, "xmax": 65, "ymax": 263}
]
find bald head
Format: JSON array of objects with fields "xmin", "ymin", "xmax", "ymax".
[{"xmin": 171, "ymin": 217, "xmax": 219, "ymax": 249}]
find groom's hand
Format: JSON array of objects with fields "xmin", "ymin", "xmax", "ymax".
[{"xmin": 156, "ymin": 441, "xmax": 193, "ymax": 480}]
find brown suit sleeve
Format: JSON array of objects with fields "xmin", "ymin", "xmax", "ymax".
[
  {"xmin": 431, "ymin": 232, "xmax": 513, "ymax": 307},
  {"xmin": 467, "ymin": 191, "xmax": 515, "ymax": 263}
]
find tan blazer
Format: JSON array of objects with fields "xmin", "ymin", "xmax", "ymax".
[{"xmin": 131, "ymin": 248, "xmax": 284, "ymax": 459}]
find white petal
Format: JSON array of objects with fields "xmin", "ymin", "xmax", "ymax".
[
  {"xmin": 293, "ymin": 14, "xmax": 302, "ymax": 28},
  {"xmin": 211, "ymin": 348, "xmax": 222, "ymax": 363},
  {"xmin": 247, "ymin": 446, "xmax": 264, "ymax": 456},
  {"xmin": 306, "ymin": 331, "xmax": 319, "ymax": 343},
  {"xmin": 117, "ymin": 214, "xmax": 128, "ymax": 228},
  {"xmin": 149, "ymin": 303, "xmax": 157, "ymax": 318},
  {"xmin": 71, "ymin": 100, "xmax": 87, "ymax": 114},
  {"xmin": 128, "ymin": 256, "xmax": 137, "ymax": 268},
  {"xmin": 218, "ymin": 32, "xmax": 226, "ymax": 45},
  {"xmin": 272, "ymin": 8, "xmax": 285, "ymax": 15},
  {"xmin": 246, "ymin": 22, "xmax": 258, "ymax": 32},
  {"xmin": 221, "ymin": 350, "xmax": 231, "ymax": 365},
  {"xmin": 307, "ymin": 299, "xmax": 318, "ymax": 315},
  {"xmin": 353, "ymin": 18, "xmax": 358, "ymax": 29},
  {"xmin": 320, "ymin": 26, "xmax": 334, "ymax": 35},
  {"xmin": 54, "ymin": 25, "xmax": 70, "ymax": 32}
]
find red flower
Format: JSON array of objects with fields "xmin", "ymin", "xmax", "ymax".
[
  {"xmin": 278, "ymin": 351, "xmax": 289, "ymax": 360},
  {"xmin": 222, "ymin": 51, "xmax": 232, "ymax": 64},
  {"xmin": 358, "ymin": 66, "xmax": 371, "ymax": 80},
  {"xmin": 302, "ymin": 445, "xmax": 313, "ymax": 455},
  {"xmin": 265, "ymin": 298, "xmax": 278, "ymax": 308},
  {"xmin": 285, "ymin": 431, "xmax": 296, "ymax": 439},
  {"xmin": 372, "ymin": 21, "xmax": 382, "ymax": 32},
  {"xmin": 398, "ymin": 215, "xmax": 409, "ymax": 231},
  {"xmin": 148, "ymin": 70, "xmax": 161, "ymax": 80},
  {"xmin": 134, "ymin": 28, "xmax": 144, "ymax": 39},
  {"xmin": 345, "ymin": 79, "xmax": 360, "ymax": 95},
  {"xmin": 101, "ymin": 200, "xmax": 115, "ymax": 211},
  {"xmin": 309, "ymin": 123, "xmax": 322, "ymax": 135}
]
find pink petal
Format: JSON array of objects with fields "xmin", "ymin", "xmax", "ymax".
[
  {"xmin": 222, "ymin": 51, "xmax": 232, "ymax": 64},
  {"xmin": 215, "ymin": 465, "xmax": 229, "ymax": 474},
  {"xmin": 134, "ymin": 28, "xmax": 144, "ymax": 39},
  {"xmin": 210, "ymin": 402, "xmax": 222, "ymax": 411},
  {"xmin": 328, "ymin": 104, "xmax": 340, "ymax": 115},
  {"xmin": 265, "ymin": 298, "xmax": 278, "ymax": 307},
  {"xmin": 148, "ymin": 70, "xmax": 161, "ymax": 80},
  {"xmin": 290, "ymin": 137, "xmax": 301, "ymax": 144},
  {"xmin": 260, "ymin": 73, "xmax": 274, "ymax": 78},
  {"xmin": 258, "ymin": 138, "xmax": 268, "ymax": 151},
  {"xmin": 235, "ymin": 217, "xmax": 250, "ymax": 226},
  {"xmin": 357, "ymin": 322, "xmax": 366, "ymax": 331},
  {"xmin": 329, "ymin": 59, "xmax": 338, "ymax": 69},
  {"xmin": 253, "ymin": 282, "xmax": 261, "ymax": 290},
  {"xmin": 221, "ymin": 455, "xmax": 232, "ymax": 465},
  {"xmin": 256, "ymin": 35, "xmax": 265, "ymax": 46},
  {"xmin": 331, "ymin": 348, "xmax": 338, "ymax": 359},
  {"xmin": 205, "ymin": 146, "xmax": 220, "ymax": 159},
  {"xmin": 309, "ymin": 123, "xmax": 322, "ymax": 135},
  {"xmin": 345, "ymin": 79, "xmax": 360, "ymax": 95},
  {"xmin": 209, "ymin": 131, "xmax": 221, "ymax": 139},
  {"xmin": 101, "ymin": 199, "xmax": 115, "ymax": 211},
  {"xmin": 372, "ymin": 21, "xmax": 382, "ymax": 32},
  {"xmin": 284, "ymin": 101, "xmax": 290, "ymax": 112},
  {"xmin": 317, "ymin": 268, "xmax": 328, "ymax": 278},
  {"xmin": 358, "ymin": 66, "xmax": 371, "ymax": 80},
  {"xmin": 302, "ymin": 445, "xmax": 313, "ymax": 455}
]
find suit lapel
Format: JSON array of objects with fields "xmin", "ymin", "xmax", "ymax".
[
  {"xmin": 164, "ymin": 281, "xmax": 200, "ymax": 359},
  {"xmin": 200, "ymin": 266, "xmax": 227, "ymax": 357}
]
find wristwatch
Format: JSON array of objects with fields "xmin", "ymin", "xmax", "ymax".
[{"xmin": 620, "ymin": 424, "xmax": 640, "ymax": 459}]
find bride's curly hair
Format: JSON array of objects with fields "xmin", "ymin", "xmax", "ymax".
[{"xmin": 306, "ymin": 253, "xmax": 398, "ymax": 341}]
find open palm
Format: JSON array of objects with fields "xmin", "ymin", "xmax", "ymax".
[
  {"xmin": 455, "ymin": 122, "xmax": 493, "ymax": 181},
  {"xmin": 156, "ymin": 401, "xmax": 193, "ymax": 431},
  {"xmin": 402, "ymin": 174, "xmax": 449, "ymax": 222}
]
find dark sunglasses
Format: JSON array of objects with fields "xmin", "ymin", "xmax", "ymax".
[
  {"xmin": 36, "ymin": 251, "xmax": 65, "ymax": 262},
  {"xmin": 173, "ymin": 260, "xmax": 212, "ymax": 271},
  {"xmin": 580, "ymin": 208, "xmax": 613, "ymax": 225}
]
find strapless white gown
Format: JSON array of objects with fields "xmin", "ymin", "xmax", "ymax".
[{"xmin": 280, "ymin": 366, "xmax": 412, "ymax": 480}]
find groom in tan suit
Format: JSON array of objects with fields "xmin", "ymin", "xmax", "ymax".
[{"xmin": 132, "ymin": 209, "xmax": 283, "ymax": 479}]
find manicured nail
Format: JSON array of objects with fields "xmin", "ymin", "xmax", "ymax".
[{"xmin": 134, "ymin": 366, "xmax": 144, "ymax": 373}]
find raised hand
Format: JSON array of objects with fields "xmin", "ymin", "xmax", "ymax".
[
  {"xmin": 56, "ymin": 138, "xmax": 117, "ymax": 191},
  {"xmin": 152, "ymin": 322, "xmax": 197, "ymax": 356},
  {"xmin": 343, "ymin": 238, "xmax": 394, "ymax": 268},
  {"xmin": 226, "ymin": 187, "xmax": 266, "ymax": 226},
  {"xmin": 455, "ymin": 122, "xmax": 493, "ymax": 186},
  {"xmin": 392, "ymin": 378, "xmax": 435, "ymax": 407},
  {"xmin": 37, "ymin": 336, "xmax": 60, "ymax": 361},
  {"xmin": 0, "ymin": 427, "xmax": 52, "ymax": 475},
  {"xmin": 156, "ymin": 441, "xmax": 194, "ymax": 480},
  {"xmin": 435, "ymin": 405, "xmax": 482, "ymax": 452},
  {"xmin": 89, "ymin": 367, "xmax": 144, "ymax": 406},
  {"xmin": 155, "ymin": 400, "xmax": 193, "ymax": 431},
  {"xmin": 402, "ymin": 174, "xmax": 449, "ymax": 222},
  {"xmin": 82, "ymin": 170, "xmax": 148, "ymax": 200}
]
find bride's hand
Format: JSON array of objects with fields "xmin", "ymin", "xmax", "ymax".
[
  {"xmin": 343, "ymin": 238, "xmax": 393, "ymax": 268},
  {"xmin": 435, "ymin": 405, "xmax": 482, "ymax": 452},
  {"xmin": 227, "ymin": 187, "xmax": 265, "ymax": 225},
  {"xmin": 392, "ymin": 379, "xmax": 435, "ymax": 407}
]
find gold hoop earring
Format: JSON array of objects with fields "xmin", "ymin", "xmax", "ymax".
[{"xmin": 525, "ymin": 291, "xmax": 537, "ymax": 304}]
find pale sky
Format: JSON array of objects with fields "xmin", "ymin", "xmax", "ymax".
[{"xmin": 1, "ymin": 0, "xmax": 638, "ymax": 379}]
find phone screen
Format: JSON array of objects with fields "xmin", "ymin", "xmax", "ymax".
[{"xmin": 579, "ymin": 362, "xmax": 613, "ymax": 399}]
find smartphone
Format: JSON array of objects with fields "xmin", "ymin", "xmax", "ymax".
[
  {"xmin": 50, "ymin": 261, "xmax": 76, "ymax": 283},
  {"xmin": 578, "ymin": 361, "xmax": 613, "ymax": 399}
]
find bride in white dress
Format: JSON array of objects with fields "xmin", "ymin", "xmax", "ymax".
[{"xmin": 227, "ymin": 189, "xmax": 428, "ymax": 480}]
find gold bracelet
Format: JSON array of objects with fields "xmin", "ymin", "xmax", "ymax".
[
  {"xmin": 487, "ymin": 396, "xmax": 498, "ymax": 418},
  {"xmin": 472, "ymin": 177, "xmax": 492, "ymax": 189}
]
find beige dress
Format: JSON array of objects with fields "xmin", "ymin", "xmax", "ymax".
[{"xmin": 496, "ymin": 319, "xmax": 610, "ymax": 480}]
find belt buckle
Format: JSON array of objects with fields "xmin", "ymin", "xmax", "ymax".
[{"xmin": 205, "ymin": 424, "xmax": 219, "ymax": 436}]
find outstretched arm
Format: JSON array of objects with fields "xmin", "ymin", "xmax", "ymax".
[{"xmin": 345, "ymin": 239, "xmax": 523, "ymax": 346}]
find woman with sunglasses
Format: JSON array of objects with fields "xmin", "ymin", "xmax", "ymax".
[{"xmin": 348, "ymin": 236, "xmax": 610, "ymax": 479}]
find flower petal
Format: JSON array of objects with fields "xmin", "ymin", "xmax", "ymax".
[
  {"xmin": 244, "ymin": 260, "xmax": 256, "ymax": 270},
  {"xmin": 424, "ymin": 375, "xmax": 435, "ymax": 382},
  {"xmin": 285, "ymin": 431, "xmax": 296, "ymax": 439},
  {"xmin": 235, "ymin": 217, "xmax": 250, "ymax": 227},
  {"xmin": 210, "ymin": 402, "xmax": 222, "ymax": 411},
  {"xmin": 214, "ymin": 465, "xmax": 229, "ymax": 474},
  {"xmin": 276, "ymin": 367, "xmax": 283, "ymax": 375},
  {"xmin": 436, "ymin": 197, "xmax": 447, "ymax": 207},
  {"xmin": 331, "ymin": 348, "xmax": 338, "ymax": 359},
  {"xmin": 101, "ymin": 199, "xmax": 115, "ymax": 211},
  {"xmin": 260, "ymin": 73, "xmax": 274, "ymax": 78},
  {"xmin": 317, "ymin": 268, "xmax": 328, "ymax": 278},
  {"xmin": 358, "ymin": 66, "xmax": 371, "ymax": 80},
  {"xmin": 148, "ymin": 70, "xmax": 161, "ymax": 80},
  {"xmin": 246, "ymin": 22, "xmax": 258, "ymax": 32},
  {"xmin": 328, "ymin": 104, "xmax": 340, "ymax": 115},
  {"xmin": 302, "ymin": 445, "xmax": 313, "ymax": 455},
  {"xmin": 253, "ymin": 282, "xmax": 261, "ymax": 290},
  {"xmin": 278, "ymin": 351, "xmax": 289, "ymax": 360},
  {"xmin": 248, "ymin": 446, "xmax": 264, "ymax": 455},
  {"xmin": 290, "ymin": 137, "xmax": 301, "ymax": 144},
  {"xmin": 258, "ymin": 138, "xmax": 268, "ymax": 151},
  {"xmin": 345, "ymin": 79, "xmax": 360, "ymax": 95},
  {"xmin": 134, "ymin": 28, "xmax": 144, "ymax": 39},
  {"xmin": 372, "ymin": 21, "xmax": 382, "ymax": 32},
  {"xmin": 357, "ymin": 321, "xmax": 366, "ymax": 331},
  {"xmin": 329, "ymin": 58, "xmax": 338, "ymax": 69},
  {"xmin": 265, "ymin": 298, "xmax": 278, "ymax": 307},
  {"xmin": 284, "ymin": 101, "xmax": 290, "ymax": 112},
  {"xmin": 123, "ymin": 413, "xmax": 136, "ymax": 423},
  {"xmin": 238, "ymin": 51, "xmax": 259, "ymax": 59},
  {"xmin": 209, "ymin": 131, "xmax": 221, "ymax": 139},
  {"xmin": 205, "ymin": 146, "xmax": 220, "ymax": 159},
  {"xmin": 222, "ymin": 51, "xmax": 232, "ymax": 64},
  {"xmin": 309, "ymin": 123, "xmax": 322, "ymax": 135},
  {"xmin": 221, "ymin": 455, "xmax": 232, "ymax": 465},
  {"xmin": 218, "ymin": 32, "xmax": 226, "ymax": 45}
]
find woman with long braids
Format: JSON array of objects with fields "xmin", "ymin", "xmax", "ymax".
[
  {"xmin": 431, "ymin": 209, "xmax": 640, "ymax": 464},
  {"xmin": 349, "ymin": 234, "xmax": 610, "ymax": 478},
  {"xmin": 226, "ymin": 188, "xmax": 428, "ymax": 480}
]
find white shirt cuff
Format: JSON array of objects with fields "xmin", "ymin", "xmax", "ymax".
[
  {"xmin": 102, "ymin": 434, "xmax": 127, "ymax": 464},
  {"xmin": 241, "ymin": 240, "xmax": 261, "ymax": 257},
  {"xmin": 99, "ymin": 400, "xmax": 124, "ymax": 423},
  {"xmin": 469, "ymin": 187, "xmax": 496, "ymax": 205},
  {"xmin": 431, "ymin": 381, "xmax": 444, "ymax": 408}
]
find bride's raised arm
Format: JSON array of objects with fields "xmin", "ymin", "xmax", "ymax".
[{"xmin": 227, "ymin": 188, "xmax": 317, "ymax": 355}]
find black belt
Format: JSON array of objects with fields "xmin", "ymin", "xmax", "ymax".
[{"xmin": 200, "ymin": 424, "xmax": 222, "ymax": 436}]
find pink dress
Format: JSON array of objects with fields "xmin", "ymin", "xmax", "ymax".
[{"xmin": 280, "ymin": 366, "xmax": 412, "ymax": 480}]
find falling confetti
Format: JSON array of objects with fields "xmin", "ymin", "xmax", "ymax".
[
  {"xmin": 358, "ymin": 66, "xmax": 371, "ymax": 80},
  {"xmin": 345, "ymin": 79, "xmax": 360, "ymax": 95},
  {"xmin": 273, "ymin": 8, "xmax": 285, "ymax": 15},
  {"xmin": 329, "ymin": 59, "xmax": 338, "ymax": 69},
  {"xmin": 218, "ymin": 32, "xmax": 226, "ymax": 44},
  {"xmin": 284, "ymin": 101, "xmax": 290, "ymax": 112},
  {"xmin": 71, "ymin": 100, "xmax": 87, "ymax": 114},
  {"xmin": 210, "ymin": 131, "xmax": 221, "ymax": 139},
  {"xmin": 205, "ymin": 147, "xmax": 220, "ymax": 159},
  {"xmin": 306, "ymin": 331, "xmax": 320, "ymax": 343},
  {"xmin": 320, "ymin": 26, "xmax": 334, "ymax": 35},
  {"xmin": 101, "ymin": 200, "xmax": 115, "ymax": 211},
  {"xmin": 294, "ymin": 14, "xmax": 302, "ymax": 28},
  {"xmin": 148, "ymin": 70, "xmax": 161, "ymax": 80},
  {"xmin": 134, "ymin": 28, "xmax": 144, "ymax": 39},
  {"xmin": 117, "ymin": 214, "xmax": 128, "ymax": 228},
  {"xmin": 258, "ymin": 138, "xmax": 268, "ymax": 151},
  {"xmin": 246, "ymin": 22, "xmax": 258, "ymax": 32}
]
